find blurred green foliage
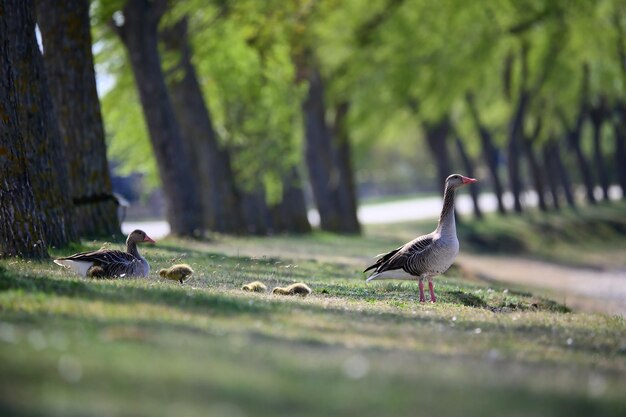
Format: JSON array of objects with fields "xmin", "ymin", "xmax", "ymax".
[{"xmin": 92, "ymin": 0, "xmax": 626, "ymax": 193}]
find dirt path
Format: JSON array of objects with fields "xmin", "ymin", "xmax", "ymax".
[{"xmin": 457, "ymin": 254, "xmax": 626, "ymax": 316}]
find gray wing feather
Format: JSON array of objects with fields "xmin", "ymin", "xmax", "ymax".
[{"xmin": 367, "ymin": 233, "xmax": 434, "ymax": 276}]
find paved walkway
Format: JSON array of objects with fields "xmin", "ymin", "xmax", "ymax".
[{"xmin": 457, "ymin": 254, "xmax": 626, "ymax": 316}]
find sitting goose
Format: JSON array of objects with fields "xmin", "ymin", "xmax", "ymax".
[
  {"xmin": 364, "ymin": 174, "xmax": 477, "ymax": 303},
  {"xmin": 54, "ymin": 229, "xmax": 155, "ymax": 278}
]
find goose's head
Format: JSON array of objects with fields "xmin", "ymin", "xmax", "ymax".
[
  {"xmin": 127, "ymin": 229, "xmax": 156, "ymax": 245},
  {"xmin": 445, "ymin": 174, "xmax": 477, "ymax": 190}
]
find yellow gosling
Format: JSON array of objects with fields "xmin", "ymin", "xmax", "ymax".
[
  {"xmin": 159, "ymin": 264, "xmax": 194, "ymax": 284},
  {"xmin": 272, "ymin": 283, "xmax": 312, "ymax": 297},
  {"xmin": 241, "ymin": 281, "xmax": 268, "ymax": 293}
]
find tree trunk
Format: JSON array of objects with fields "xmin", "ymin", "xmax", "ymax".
[
  {"xmin": 423, "ymin": 116, "xmax": 453, "ymax": 194},
  {"xmin": 548, "ymin": 139, "xmax": 576, "ymax": 209},
  {"xmin": 270, "ymin": 167, "xmax": 312, "ymax": 234},
  {"xmin": 112, "ymin": 0, "xmax": 204, "ymax": 237},
  {"xmin": 564, "ymin": 64, "xmax": 596, "ymax": 205},
  {"xmin": 454, "ymin": 135, "xmax": 483, "ymax": 218},
  {"xmin": 507, "ymin": 89, "xmax": 528, "ymax": 214},
  {"xmin": 465, "ymin": 92, "xmax": 506, "ymax": 214},
  {"xmin": 542, "ymin": 143, "xmax": 561, "ymax": 210},
  {"xmin": 161, "ymin": 17, "xmax": 244, "ymax": 234},
  {"xmin": 332, "ymin": 101, "xmax": 360, "ymax": 234},
  {"xmin": 613, "ymin": 105, "xmax": 626, "ymax": 198},
  {"xmin": 589, "ymin": 102, "xmax": 610, "ymax": 201},
  {"xmin": 0, "ymin": 3, "xmax": 48, "ymax": 258},
  {"xmin": 301, "ymin": 67, "xmax": 343, "ymax": 232},
  {"xmin": 520, "ymin": 120, "xmax": 548, "ymax": 211},
  {"xmin": 240, "ymin": 189, "xmax": 270, "ymax": 236},
  {"xmin": 36, "ymin": 0, "xmax": 120, "ymax": 238},
  {"xmin": 4, "ymin": 0, "xmax": 78, "ymax": 248}
]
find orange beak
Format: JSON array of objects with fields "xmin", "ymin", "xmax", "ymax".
[
  {"xmin": 143, "ymin": 235, "xmax": 156, "ymax": 244},
  {"xmin": 461, "ymin": 176, "xmax": 478, "ymax": 184}
]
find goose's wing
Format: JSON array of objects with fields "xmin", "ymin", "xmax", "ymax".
[
  {"xmin": 57, "ymin": 250, "xmax": 142, "ymax": 277},
  {"xmin": 364, "ymin": 233, "xmax": 434, "ymax": 275}
]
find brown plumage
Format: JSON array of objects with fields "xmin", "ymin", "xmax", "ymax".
[
  {"xmin": 272, "ymin": 283, "xmax": 312, "ymax": 296},
  {"xmin": 159, "ymin": 264, "xmax": 194, "ymax": 284},
  {"xmin": 54, "ymin": 230, "xmax": 155, "ymax": 278},
  {"xmin": 241, "ymin": 281, "xmax": 268, "ymax": 292}
]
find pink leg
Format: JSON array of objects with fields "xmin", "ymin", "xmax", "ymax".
[
  {"xmin": 418, "ymin": 279, "xmax": 426, "ymax": 302},
  {"xmin": 428, "ymin": 279, "xmax": 436, "ymax": 303}
]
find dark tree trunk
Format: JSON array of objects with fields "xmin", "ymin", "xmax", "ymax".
[
  {"xmin": 564, "ymin": 64, "xmax": 596, "ymax": 205},
  {"xmin": 301, "ymin": 67, "xmax": 343, "ymax": 232},
  {"xmin": 454, "ymin": 135, "xmax": 483, "ymax": 218},
  {"xmin": 465, "ymin": 92, "xmax": 506, "ymax": 214},
  {"xmin": 547, "ymin": 139, "xmax": 576, "ymax": 209},
  {"xmin": 36, "ymin": 0, "xmax": 120, "ymax": 238},
  {"xmin": 520, "ymin": 120, "xmax": 548, "ymax": 211},
  {"xmin": 240, "ymin": 189, "xmax": 270, "ymax": 236},
  {"xmin": 0, "ymin": 3, "xmax": 48, "ymax": 258},
  {"xmin": 161, "ymin": 17, "xmax": 244, "ymax": 234},
  {"xmin": 112, "ymin": 0, "xmax": 204, "ymax": 237},
  {"xmin": 589, "ymin": 101, "xmax": 610, "ymax": 201},
  {"xmin": 542, "ymin": 144, "xmax": 561, "ymax": 211},
  {"xmin": 542, "ymin": 142, "xmax": 561, "ymax": 210},
  {"xmin": 4, "ymin": 0, "xmax": 78, "ymax": 248},
  {"xmin": 613, "ymin": 104, "xmax": 626, "ymax": 198},
  {"xmin": 270, "ymin": 167, "xmax": 312, "ymax": 234},
  {"xmin": 332, "ymin": 101, "xmax": 360, "ymax": 234},
  {"xmin": 423, "ymin": 116, "xmax": 453, "ymax": 194},
  {"xmin": 507, "ymin": 90, "xmax": 528, "ymax": 214}
]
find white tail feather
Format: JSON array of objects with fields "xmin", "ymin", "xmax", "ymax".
[
  {"xmin": 366, "ymin": 269, "xmax": 415, "ymax": 282},
  {"xmin": 54, "ymin": 259, "xmax": 93, "ymax": 277}
]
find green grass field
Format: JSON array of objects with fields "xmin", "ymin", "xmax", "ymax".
[{"xmin": 1, "ymin": 202, "xmax": 625, "ymax": 417}]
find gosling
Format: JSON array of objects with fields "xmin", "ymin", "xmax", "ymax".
[
  {"xmin": 87, "ymin": 265, "xmax": 106, "ymax": 279},
  {"xmin": 272, "ymin": 283, "xmax": 312, "ymax": 297},
  {"xmin": 241, "ymin": 281, "xmax": 268, "ymax": 293},
  {"xmin": 159, "ymin": 264, "xmax": 194, "ymax": 284}
]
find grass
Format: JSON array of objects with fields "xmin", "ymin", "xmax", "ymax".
[{"xmin": 1, "ymin": 202, "xmax": 626, "ymax": 417}]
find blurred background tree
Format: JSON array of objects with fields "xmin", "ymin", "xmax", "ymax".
[{"xmin": 3, "ymin": 0, "xmax": 626, "ymax": 254}]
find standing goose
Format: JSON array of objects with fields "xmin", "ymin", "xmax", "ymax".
[
  {"xmin": 364, "ymin": 174, "xmax": 477, "ymax": 302},
  {"xmin": 54, "ymin": 229, "xmax": 155, "ymax": 278}
]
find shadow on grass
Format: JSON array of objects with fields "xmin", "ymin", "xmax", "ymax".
[
  {"xmin": 446, "ymin": 291, "xmax": 488, "ymax": 308},
  {"xmin": 0, "ymin": 266, "xmax": 274, "ymax": 317}
]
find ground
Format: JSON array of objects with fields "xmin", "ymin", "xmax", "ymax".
[{"xmin": 0, "ymin": 202, "xmax": 625, "ymax": 417}]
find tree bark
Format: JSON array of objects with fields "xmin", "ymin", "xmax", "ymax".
[
  {"xmin": 423, "ymin": 116, "xmax": 453, "ymax": 194},
  {"xmin": 161, "ymin": 17, "xmax": 244, "ymax": 234},
  {"xmin": 36, "ymin": 0, "xmax": 120, "ymax": 238},
  {"xmin": 240, "ymin": 189, "xmax": 270, "ymax": 236},
  {"xmin": 332, "ymin": 101, "xmax": 360, "ymax": 234},
  {"xmin": 507, "ymin": 90, "xmax": 527, "ymax": 214},
  {"xmin": 589, "ymin": 100, "xmax": 610, "ymax": 201},
  {"xmin": 465, "ymin": 92, "xmax": 506, "ymax": 214},
  {"xmin": 270, "ymin": 167, "xmax": 312, "ymax": 234},
  {"xmin": 547, "ymin": 139, "xmax": 576, "ymax": 209},
  {"xmin": 454, "ymin": 135, "xmax": 483, "ymax": 218},
  {"xmin": 542, "ymin": 144, "xmax": 561, "ymax": 211},
  {"xmin": 4, "ymin": 0, "xmax": 78, "ymax": 248},
  {"xmin": 301, "ymin": 67, "xmax": 343, "ymax": 232},
  {"xmin": 613, "ymin": 104, "xmax": 626, "ymax": 198},
  {"xmin": 520, "ymin": 120, "xmax": 548, "ymax": 211},
  {"xmin": 0, "ymin": 2, "xmax": 48, "ymax": 258},
  {"xmin": 112, "ymin": 0, "xmax": 204, "ymax": 237},
  {"xmin": 564, "ymin": 64, "xmax": 595, "ymax": 205}
]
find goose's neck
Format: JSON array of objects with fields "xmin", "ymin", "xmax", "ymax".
[
  {"xmin": 436, "ymin": 185, "xmax": 457, "ymax": 237},
  {"xmin": 126, "ymin": 240, "xmax": 141, "ymax": 259}
]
